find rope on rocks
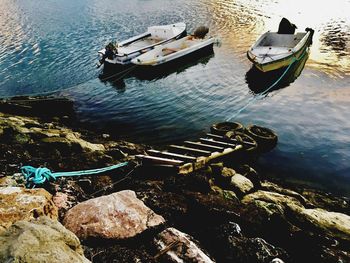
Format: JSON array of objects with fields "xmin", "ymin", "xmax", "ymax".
[{"xmin": 21, "ymin": 162, "xmax": 129, "ymax": 186}]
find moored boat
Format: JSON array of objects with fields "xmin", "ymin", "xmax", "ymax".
[
  {"xmin": 131, "ymin": 27, "xmax": 215, "ymax": 66},
  {"xmin": 98, "ymin": 22, "xmax": 186, "ymax": 67},
  {"xmin": 247, "ymin": 19, "xmax": 314, "ymax": 72}
]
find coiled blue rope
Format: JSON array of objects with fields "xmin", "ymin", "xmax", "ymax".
[{"xmin": 21, "ymin": 162, "xmax": 129, "ymax": 186}]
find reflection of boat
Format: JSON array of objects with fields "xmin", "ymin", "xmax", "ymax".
[
  {"xmin": 131, "ymin": 34, "xmax": 215, "ymax": 66},
  {"xmin": 246, "ymin": 49, "xmax": 309, "ymax": 94},
  {"xmin": 98, "ymin": 23, "xmax": 186, "ymax": 67},
  {"xmin": 247, "ymin": 19, "xmax": 314, "ymax": 72}
]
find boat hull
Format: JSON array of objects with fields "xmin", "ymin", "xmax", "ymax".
[
  {"xmin": 132, "ymin": 37, "xmax": 215, "ymax": 66},
  {"xmin": 247, "ymin": 30, "xmax": 313, "ymax": 72}
]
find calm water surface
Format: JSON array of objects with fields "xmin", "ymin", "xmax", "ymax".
[{"xmin": 1, "ymin": 0, "xmax": 349, "ymax": 195}]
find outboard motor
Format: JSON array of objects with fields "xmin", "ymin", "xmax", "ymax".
[
  {"xmin": 193, "ymin": 26, "xmax": 209, "ymax": 39},
  {"xmin": 277, "ymin": 18, "xmax": 297, "ymax": 34}
]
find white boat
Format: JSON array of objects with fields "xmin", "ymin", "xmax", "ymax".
[
  {"xmin": 98, "ymin": 22, "xmax": 186, "ymax": 66},
  {"xmin": 131, "ymin": 35, "xmax": 215, "ymax": 66},
  {"xmin": 247, "ymin": 27, "xmax": 314, "ymax": 72}
]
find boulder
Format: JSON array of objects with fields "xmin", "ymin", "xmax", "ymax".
[
  {"xmin": 154, "ymin": 227, "xmax": 215, "ymax": 263},
  {"xmin": 289, "ymin": 207, "xmax": 350, "ymax": 242},
  {"xmin": 0, "ymin": 217, "xmax": 90, "ymax": 263},
  {"xmin": 0, "ymin": 187, "xmax": 58, "ymax": 233},
  {"xmin": 242, "ymin": 190, "xmax": 304, "ymax": 211},
  {"xmin": 261, "ymin": 181, "xmax": 312, "ymax": 207},
  {"xmin": 230, "ymin": 174, "xmax": 254, "ymax": 196},
  {"xmin": 63, "ymin": 190, "xmax": 165, "ymax": 239}
]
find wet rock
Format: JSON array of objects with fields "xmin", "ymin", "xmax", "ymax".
[
  {"xmin": 301, "ymin": 189, "xmax": 349, "ymax": 214},
  {"xmin": 63, "ymin": 190, "xmax": 165, "ymax": 239},
  {"xmin": 289, "ymin": 207, "xmax": 350, "ymax": 242},
  {"xmin": 0, "ymin": 217, "xmax": 90, "ymax": 263},
  {"xmin": 0, "ymin": 186, "xmax": 58, "ymax": 233},
  {"xmin": 261, "ymin": 181, "xmax": 312, "ymax": 207},
  {"xmin": 230, "ymin": 174, "xmax": 254, "ymax": 196},
  {"xmin": 154, "ymin": 227, "xmax": 215, "ymax": 263},
  {"xmin": 242, "ymin": 190, "xmax": 304, "ymax": 211},
  {"xmin": 223, "ymin": 236, "xmax": 288, "ymax": 263}
]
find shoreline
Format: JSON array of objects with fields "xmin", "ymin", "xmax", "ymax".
[{"xmin": 0, "ymin": 96, "xmax": 349, "ymax": 263}]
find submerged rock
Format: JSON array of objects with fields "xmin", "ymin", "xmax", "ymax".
[
  {"xmin": 0, "ymin": 186, "xmax": 58, "ymax": 233},
  {"xmin": 154, "ymin": 227, "xmax": 215, "ymax": 263},
  {"xmin": 0, "ymin": 216, "xmax": 90, "ymax": 263},
  {"xmin": 63, "ymin": 190, "xmax": 165, "ymax": 239}
]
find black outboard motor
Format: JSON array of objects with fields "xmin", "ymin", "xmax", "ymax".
[
  {"xmin": 193, "ymin": 26, "xmax": 209, "ymax": 39},
  {"xmin": 277, "ymin": 18, "xmax": 297, "ymax": 34}
]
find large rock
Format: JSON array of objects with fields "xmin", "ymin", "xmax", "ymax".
[
  {"xmin": 0, "ymin": 217, "xmax": 90, "ymax": 263},
  {"xmin": 242, "ymin": 190, "xmax": 304, "ymax": 211},
  {"xmin": 63, "ymin": 190, "xmax": 165, "ymax": 239},
  {"xmin": 154, "ymin": 227, "xmax": 215, "ymax": 263},
  {"xmin": 230, "ymin": 174, "xmax": 254, "ymax": 196},
  {"xmin": 0, "ymin": 186, "xmax": 58, "ymax": 233},
  {"xmin": 289, "ymin": 207, "xmax": 350, "ymax": 242}
]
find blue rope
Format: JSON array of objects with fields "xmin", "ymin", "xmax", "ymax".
[
  {"xmin": 21, "ymin": 162, "xmax": 129, "ymax": 186},
  {"xmin": 226, "ymin": 49, "xmax": 308, "ymax": 121}
]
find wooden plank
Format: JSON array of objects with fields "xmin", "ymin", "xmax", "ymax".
[
  {"xmin": 206, "ymin": 133, "xmax": 256, "ymax": 146},
  {"xmin": 169, "ymin": 145, "xmax": 212, "ymax": 156},
  {"xmin": 147, "ymin": 149, "xmax": 197, "ymax": 162},
  {"xmin": 199, "ymin": 138, "xmax": 238, "ymax": 148},
  {"xmin": 136, "ymin": 155, "xmax": 183, "ymax": 166},
  {"xmin": 184, "ymin": 141, "xmax": 224, "ymax": 152}
]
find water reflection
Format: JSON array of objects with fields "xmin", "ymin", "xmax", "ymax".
[{"xmin": 246, "ymin": 49, "xmax": 309, "ymax": 95}]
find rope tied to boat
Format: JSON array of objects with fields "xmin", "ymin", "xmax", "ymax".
[
  {"xmin": 226, "ymin": 48, "xmax": 308, "ymax": 121},
  {"xmin": 21, "ymin": 162, "xmax": 129, "ymax": 187}
]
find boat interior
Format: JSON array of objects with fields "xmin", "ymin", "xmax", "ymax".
[{"xmin": 258, "ymin": 32, "xmax": 307, "ymax": 48}]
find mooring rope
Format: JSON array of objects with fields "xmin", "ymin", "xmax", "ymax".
[
  {"xmin": 21, "ymin": 162, "xmax": 129, "ymax": 186},
  {"xmin": 226, "ymin": 49, "xmax": 308, "ymax": 122},
  {"xmin": 0, "ymin": 64, "xmax": 138, "ymax": 100}
]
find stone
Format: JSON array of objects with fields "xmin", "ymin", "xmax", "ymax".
[
  {"xmin": 242, "ymin": 190, "xmax": 304, "ymax": 211},
  {"xmin": 154, "ymin": 227, "xmax": 215, "ymax": 263},
  {"xmin": 261, "ymin": 181, "xmax": 312, "ymax": 207},
  {"xmin": 0, "ymin": 217, "xmax": 90, "ymax": 263},
  {"xmin": 0, "ymin": 176, "xmax": 19, "ymax": 187},
  {"xmin": 63, "ymin": 190, "xmax": 165, "ymax": 239},
  {"xmin": 0, "ymin": 186, "xmax": 58, "ymax": 233},
  {"xmin": 222, "ymin": 167, "xmax": 236, "ymax": 178},
  {"xmin": 230, "ymin": 174, "xmax": 254, "ymax": 196},
  {"xmin": 53, "ymin": 192, "xmax": 70, "ymax": 210},
  {"xmin": 289, "ymin": 207, "xmax": 350, "ymax": 242}
]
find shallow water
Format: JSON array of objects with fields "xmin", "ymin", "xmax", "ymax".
[{"xmin": 0, "ymin": 0, "xmax": 349, "ymax": 195}]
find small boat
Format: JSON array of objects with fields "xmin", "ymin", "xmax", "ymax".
[
  {"xmin": 98, "ymin": 22, "xmax": 186, "ymax": 67},
  {"xmin": 131, "ymin": 28, "xmax": 215, "ymax": 66},
  {"xmin": 247, "ymin": 19, "xmax": 314, "ymax": 72}
]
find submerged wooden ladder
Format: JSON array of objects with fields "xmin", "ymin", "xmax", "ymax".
[{"xmin": 136, "ymin": 133, "xmax": 254, "ymax": 174}]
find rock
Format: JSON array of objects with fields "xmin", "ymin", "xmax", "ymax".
[
  {"xmin": 222, "ymin": 237, "xmax": 288, "ymax": 263},
  {"xmin": 0, "ymin": 187, "xmax": 58, "ymax": 233},
  {"xmin": 222, "ymin": 167, "xmax": 236, "ymax": 178},
  {"xmin": 53, "ymin": 192, "xmax": 70, "ymax": 210},
  {"xmin": 154, "ymin": 227, "xmax": 215, "ymax": 263},
  {"xmin": 230, "ymin": 174, "xmax": 254, "ymax": 196},
  {"xmin": 289, "ymin": 207, "xmax": 350, "ymax": 242},
  {"xmin": 0, "ymin": 176, "xmax": 19, "ymax": 187},
  {"xmin": 242, "ymin": 190, "xmax": 304, "ymax": 211},
  {"xmin": 261, "ymin": 181, "xmax": 312, "ymax": 207},
  {"xmin": 271, "ymin": 258, "xmax": 285, "ymax": 263},
  {"xmin": 0, "ymin": 217, "xmax": 90, "ymax": 263},
  {"xmin": 63, "ymin": 190, "xmax": 165, "ymax": 239}
]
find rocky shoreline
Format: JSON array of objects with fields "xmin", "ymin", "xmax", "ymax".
[{"xmin": 0, "ymin": 97, "xmax": 349, "ymax": 263}]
